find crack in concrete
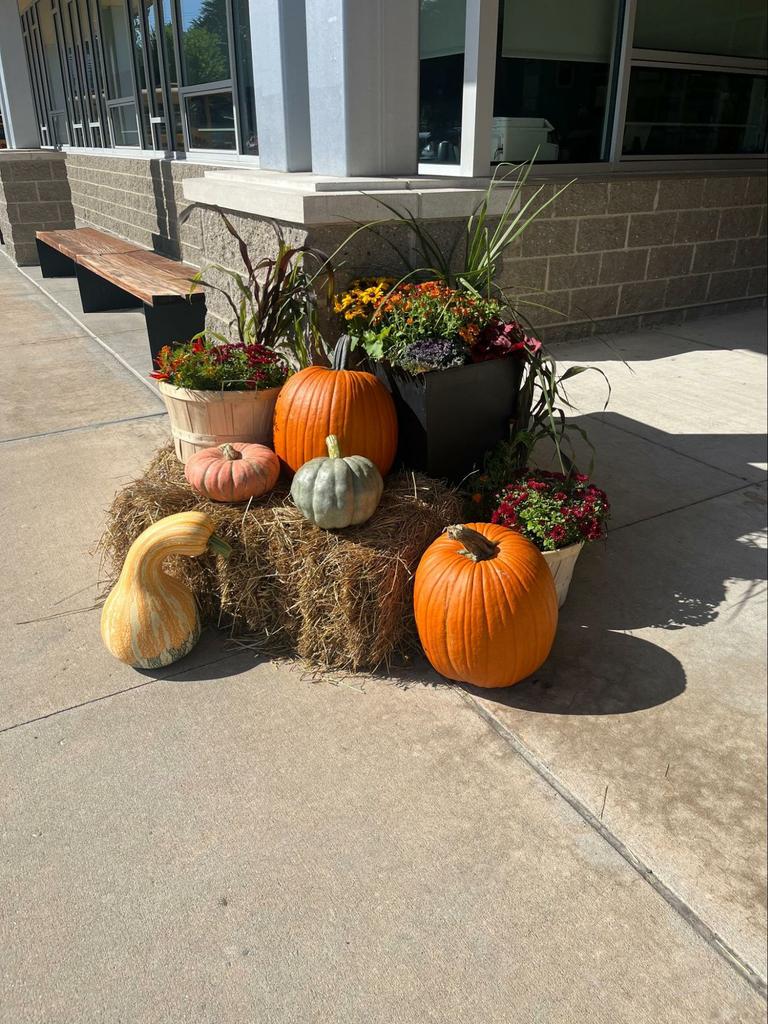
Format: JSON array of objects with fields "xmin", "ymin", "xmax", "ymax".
[{"xmin": 457, "ymin": 688, "xmax": 768, "ymax": 1000}]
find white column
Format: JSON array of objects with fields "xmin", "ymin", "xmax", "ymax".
[
  {"xmin": 459, "ymin": 0, "xmax": 499, "ymax": 177},
  {"xmin": 305, "ymin": 0, "xmax": 419, "ymax": 177},
  {"xmin": 0, "ymin": 0, "xmax": 40, "ymax": 149},
  {"xmin": 250, "ymin": 0, "xmax": 312, "ymax": 171}
]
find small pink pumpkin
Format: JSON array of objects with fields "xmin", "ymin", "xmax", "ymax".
[{"xmin": 185, "ymin": 443, "xmax": 280, "ymax": 503}]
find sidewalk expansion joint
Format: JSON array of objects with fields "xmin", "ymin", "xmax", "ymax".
[
  {"xmin": 5, "ymin": 253, "xmax": 162, "ymax": 399},
  {"xmin": 0, "ymin": 649, "xmax": 247, "ymax": 737},
  {"xmin": 0, "ymin": 411, "xmax": 167, "ymax": 446},
  {"xmin": 457, "ymin": 687, "xmax": 768, "ymax": 1000},
  {"xmin": 611, "ymin": 480, "xmax": 765, "ymax": 534},
  {"xmin": 591, "ymin": 410, "xmax": 762, "ymax": 485}
]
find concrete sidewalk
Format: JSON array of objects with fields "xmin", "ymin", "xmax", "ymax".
[{"xmin": 0, "ymin": 254, "xmax": 765, "ymax": 1023}]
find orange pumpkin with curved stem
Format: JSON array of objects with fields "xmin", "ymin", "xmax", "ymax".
[
  {"xmin": 273, "ymin": 337, "xmax": 397, "ymax": 475},
  {"xmin": 414, "ymin": 522, "xmax": 558, "ymax": 688}
]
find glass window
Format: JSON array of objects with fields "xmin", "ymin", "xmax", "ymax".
[
  {"xmin": 634, "ymin": 0, "xmax": 767, "ymax": 61},
  {"xmin": 623, "ymin": 67, "xmax": 768, "ymax": 155},
  {"xmin": 232, "ymin": 0, "xmax": 257, "ymax": 154},
  {"xmin": 185, "ymin": 90, "xmax": 236, "ymax": 148},
  {"xmin": 178, "ymin": 0, "xmax": 230, "ymax": 86},
  {"xmin": 110, "ymin": 99, "xmax": 141, "ymax": 144},
  {"xmin": 419, "ymin": 0, "xmax": 465, "ymax": 164},
  {"xmin": 98, "ymin": 0, "xmax": 135, "ymax": 98},
  {"xmin": 492, "ymin": 0, "xmax": 618, "ymax": 163}
]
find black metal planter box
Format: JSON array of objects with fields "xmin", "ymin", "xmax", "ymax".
[{"xmin": 375, "ymin": 357, "xmax": 523, "ymax": 482}]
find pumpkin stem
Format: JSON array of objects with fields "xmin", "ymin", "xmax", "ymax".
[
  {"xmin": 207, "ymin": 533, "xmax": 233, "ymax": 559},
  {"xmin": 220, "ymin": 444, "xmax": 242, "ymax": 461},
  {"xmin": 325, "ymin": 434, "xmax": 342, "ymax": 459},
  {"xmin": 331, "ymin": 334, "xmax": 351, "ymax": 371},
  {"xmin": 445, "ymin": 524, "xmax": 499, "ymax": 562}
]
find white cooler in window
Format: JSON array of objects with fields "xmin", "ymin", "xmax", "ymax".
[{"xmin": 491, "ymin": 117, "xmax": 559, "ymax": 162}]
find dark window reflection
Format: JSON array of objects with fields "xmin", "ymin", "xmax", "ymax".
[
  {"xmin": 186, "ymin": 91, "xmax": 236, "ymax": 149},
  {"xmin": 492, "ymin": 0, "xmax": 617, "ymax": 164},
  {"xmin": 624, "ymin": 67, "xmax": 768, "ymax": 155},
  {"xmin": 419, "ymin": 0, "xmax": 465, "ymax": 165}
]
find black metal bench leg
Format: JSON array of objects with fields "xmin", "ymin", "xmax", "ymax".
[
  {"xmin": 36, "ymin": 239, "xmax": 75, "ymax": 278},
  {"xmin": 144, "ymin": 300, "xmax": 207, "ymax": 363},
  {"xmin": 74, "ymin": 262, "xmax": 143, "ymax": 313}
]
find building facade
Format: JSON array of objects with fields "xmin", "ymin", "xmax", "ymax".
[{"xmin": 0, "ymin": 0, "xmax": 766, "ymax": 340}]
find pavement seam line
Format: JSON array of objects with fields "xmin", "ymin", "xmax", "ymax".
[
  {"xmin": 611, "ymin": 480, "xmax": 765, "ymax": 533},
  {"xmin": 0, "ymin": 649, "xmax": 247, "ymax": 736},
  {"xmin": 4, "ymin": 253, "xmax": 163, "ymax": 399},
  {"xmin": 588, "ymin": 410, "xmax": 761, "ymax": 485},
  {"xmin": 0, "ymin": 411, "xmax": 167, "ymax": 445},
  {"xmin": 456, "ymin": 687, "xmax": 768, "ymax": 1000}
]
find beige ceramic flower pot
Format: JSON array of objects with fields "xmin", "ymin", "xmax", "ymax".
[
  {"xmin": 541, "ymin": 541, "xmax": 584, "ymax": 608},
  {"xmin": 159, "ymin": 381, "xmax": 282, "ymax": 463}
]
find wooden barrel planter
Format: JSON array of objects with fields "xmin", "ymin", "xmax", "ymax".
[{"xmin": 159, "ymin": 382, "xmax": 282, "ymax": 463}]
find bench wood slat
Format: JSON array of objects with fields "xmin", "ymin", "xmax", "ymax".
[
  {"xmin": 77, "ymin": 251, "xmax": 204, "ymax": 306},
  {"xmin": 36, "ymin": 228, "xmax": 143, "ymax": 259}
]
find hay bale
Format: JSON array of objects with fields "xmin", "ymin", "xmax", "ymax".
[{"xmin": 99, "ymin": 445, "xmax": 463, "ymax": 671}]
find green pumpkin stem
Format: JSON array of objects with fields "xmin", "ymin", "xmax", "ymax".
[
  {"xmin": 220, "ymin": 444, "xmax": 242, "ymax": 461},
  {"xmin": 208, "ymin": 533, "xmax": 233, "ymax": 559},
  {"xmin": 446, "ymin": 525, "xmax": 499, "ymax": 562},
  {"xmin": 325, "ymin": 434, "xmax": 342, "ymax": 459}
]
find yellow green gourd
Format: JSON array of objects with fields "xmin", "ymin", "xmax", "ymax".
[{"xmin": 100, "ymin": 511, "xmax": 231, "ymax": 669}]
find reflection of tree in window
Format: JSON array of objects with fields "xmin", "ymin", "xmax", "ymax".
[{"xmin": 180, "ymin": 0, "xmax": 230, "ymax": 86}]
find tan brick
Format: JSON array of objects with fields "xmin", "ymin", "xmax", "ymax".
[
  {"xmin": 675, "ymin": 209, "xmax": 720, "ymax": 244},
  {"xmin": 599, "ymin": 248, "xmax": 648, "ymax": 284},
  {"xmin": 541, "ymin": 321, "xmax": 596, "ymax": 343},
  {"xmin": 707, "ymin": 268, "xmax": 751, "ymax": 301},
  {"xmin": 703, "ymin": 176, "xmax": 750, "ymax": 207},
  {"xmin": 718, "ymin": 206, "xmax": 763, "ymax": 239},
  {"xmin": 498, "ymin": 257, "xmax": 548, "ymax": 292},
  {"xmin": 607, "ymin": 180, "xmax": 658, "ymax": 214},
  {"xmin": 569, "ymin": 285, "xmax": 619, "ymax": 320},
  {"xmin": 646, "ymin": 245, "xmax": 693, "ymax": 280},
  {"xmin": 747, "ymin": 266, "xmax": 767, "ymax": 296},
  {"xmin": 619, "ymin": 280, "xmax": 667, "ymax": 314},
  {"xmin": 548, "ymin": 252, "xmax": 600, "ymax": 290},
  {"xmin": 746, "ymin": 176, "xmax": 767, "ymax": 206},
  {"xmin": 576, "ymin": 215, "xmax": 628, "ymax": 253},
  {"xmin": 36, "ymin": 180, "xmax": 72, "ymax": 202},
  {"xmin": 521, "ymin": 218, "xmax": 577, "ymax": 257},
  {"xmin": 16, "ymin": 202, "xmax": 62, "ymax": 223},
  {"xmin": 692, "ymin": 240, "xmax": 736, "ymax": 273},
  {"xmin": 666, "ymin": 274, "xmax": 709, "ymax": 308},
  {"xmin": 735, "ymin": 236, "xmax": 768, "ymax": 268},
  {"xmin": 656, "ymin": 178, "xmax": 705, "ymax": 210},
  {"xmin": 520, "ymin": 183, "xmax": 555, "ymax": 219},
  {"xmin": 628, "ymin": 212, "xmax": 677, "ymax": 248},
  {"xmin": 551, "ymin": 182, "xmax": 608, "ymax": 218},
  {"xmin": 515, "ymin": 291, "xmax": 570, "ymax": 326}
]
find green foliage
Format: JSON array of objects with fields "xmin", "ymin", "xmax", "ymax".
[{"xmin": 180, "ymin": 209, "xmax": 335, "ymax": 369}]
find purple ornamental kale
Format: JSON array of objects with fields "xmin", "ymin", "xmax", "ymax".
[{"xmin": 400, "ymin": 336, "xmax": 468, "ymax": 374}]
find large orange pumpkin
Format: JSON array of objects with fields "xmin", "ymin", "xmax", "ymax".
[
  {"xmin": 272, "ymin": 338, "xmax": 398, "ymax": 475},
  {"xmin": 414, "ymin": 522, "xmax": 558, "ymax": 688}
]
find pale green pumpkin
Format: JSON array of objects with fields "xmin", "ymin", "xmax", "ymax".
[{"xmin": 290, "ymin": 435, "xmax": 384, "ymax": 529}]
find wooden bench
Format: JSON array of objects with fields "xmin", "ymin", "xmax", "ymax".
[{"xmin": 36, "ymin": 228, "xmax": 206, "ymax": 361}]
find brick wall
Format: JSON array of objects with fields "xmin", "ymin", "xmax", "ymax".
[
  {"xmin": 501, "ymin": 173, "xmax": 767, "ymax": 341},
  {"xmin": 3, "ymin": 152, "xmax": 765, "ymax": 342},
  {"xmin": 0, "ymin": 151, "xmax": 74, "ymax": 265},
  {"xmin": 64, "ymin": 153, "xmax": 208, "ymax": 268}
]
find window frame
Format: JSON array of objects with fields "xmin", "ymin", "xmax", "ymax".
[
  {"xmin": 19, "ymin": 0, "xmax": 258, "ymax": 158},
  {"xmin": 418, "ymin": 0, "xmax": 768, "ymax": 178}
]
